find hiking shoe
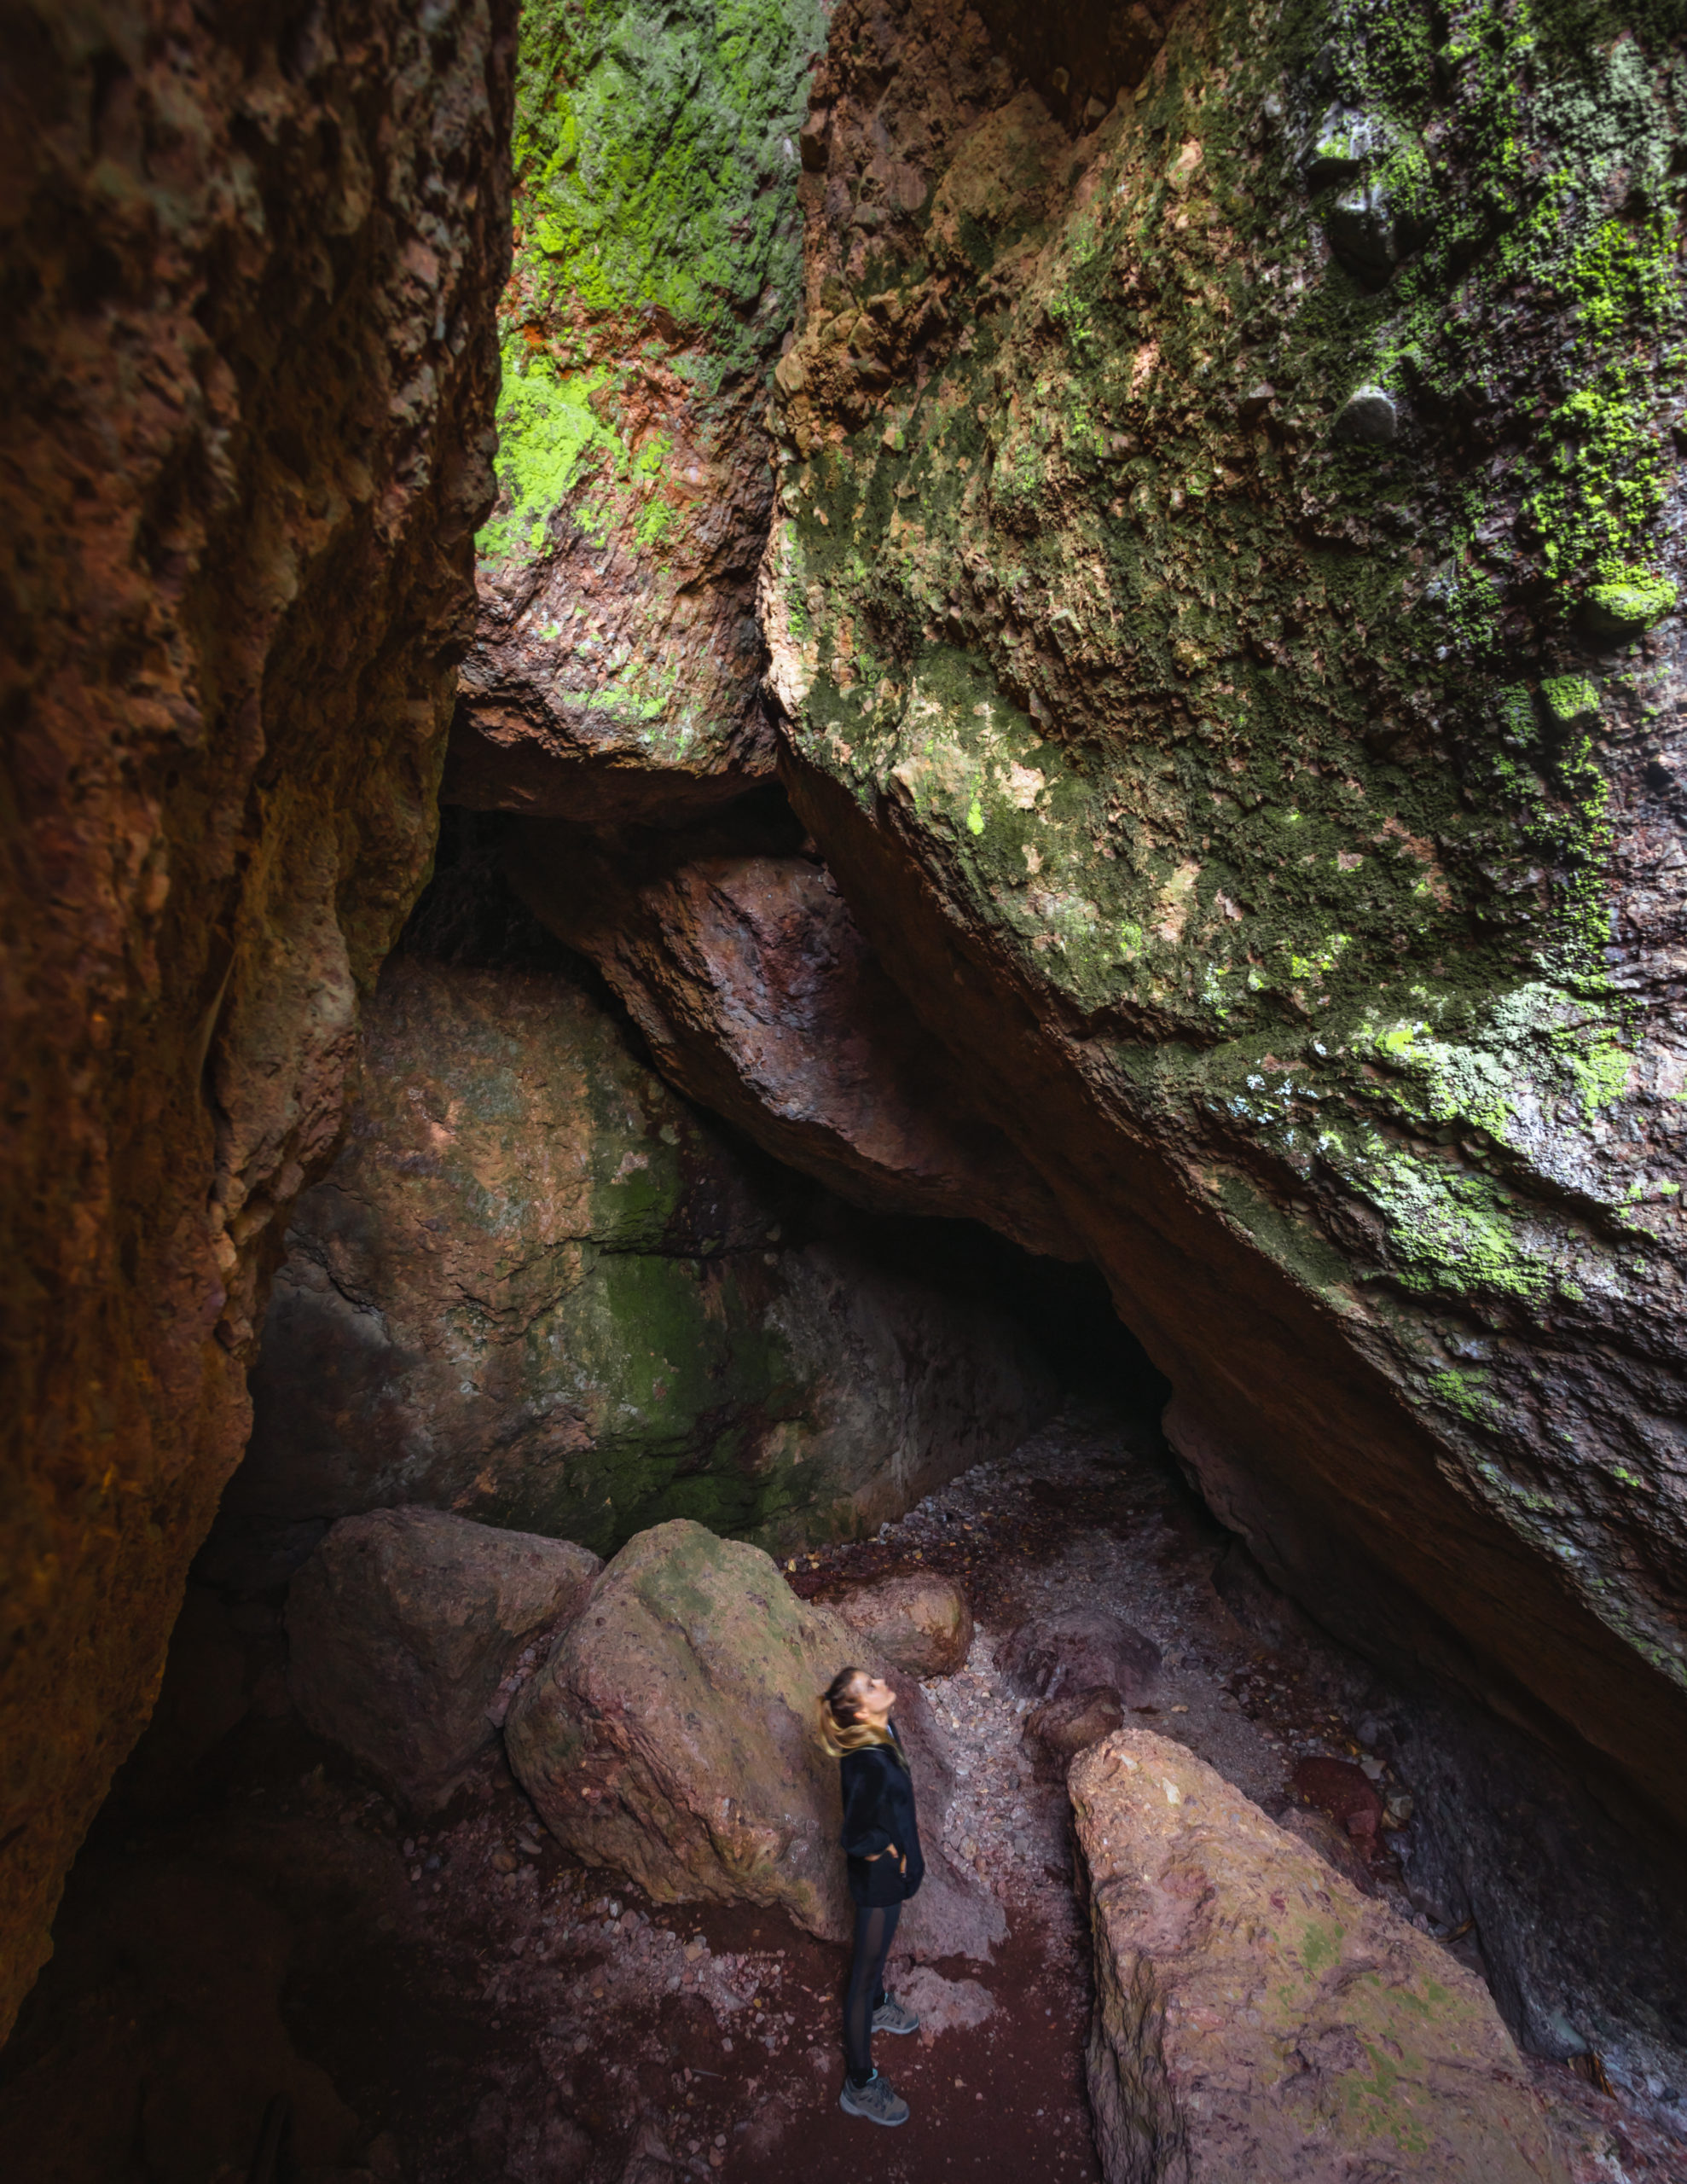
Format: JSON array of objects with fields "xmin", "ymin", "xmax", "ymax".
[
  {"xmin": 839, "ymin": 2071, "xmax": 909, "ymax": 2127},
  {"xmin": 872, "ymin": 1992, "xmax": 919, "ymax": 2036}
]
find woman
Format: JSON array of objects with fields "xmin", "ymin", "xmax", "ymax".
[{"xmin": 819, "ymin": 1665, "xmax": 925, "ymax": 2127}]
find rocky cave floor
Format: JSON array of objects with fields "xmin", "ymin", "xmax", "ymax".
[{"xmin": 4, "ymin": 1409, "xmax": 1681, "ymax": 2183}]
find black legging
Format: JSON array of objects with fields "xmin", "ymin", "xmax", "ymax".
[{"xmin": 843, "ymin": 1900, "xmax": 901, "ymax": 2082}]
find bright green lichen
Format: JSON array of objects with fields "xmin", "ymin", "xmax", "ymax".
[{"xmin": 510, "ymin": 0, "xmax": 823, "ymax": 367}]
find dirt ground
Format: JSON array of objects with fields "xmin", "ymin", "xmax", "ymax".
[{"xmin": 3, "ymin": 1406, "xmax": 1681, "ymax": 2183}]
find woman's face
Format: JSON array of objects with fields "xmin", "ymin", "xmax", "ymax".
[{"xmin": 854, "ymin": 1673, "xmax": 895, "ymax": 1724}]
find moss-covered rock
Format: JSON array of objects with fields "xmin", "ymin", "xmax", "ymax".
[
  {"xmin": 759, "ymin": 0, "xmax": 1687, "ymax": 2081},
  {"xmin": 449, "ymin": 0, "xmax": 829, "ymax": 819},
  {"xmin": 212, "ymin": 952, "xmax": 1052, "ymax": 1581}
]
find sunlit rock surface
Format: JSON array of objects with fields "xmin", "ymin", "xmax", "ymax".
[
  {"xmin": 762, "ymin": 0, "xmax": 1687, "ymax": 1904},
  {"xmin": 449, "ymin": 0, "xmax": 827, "ymax": 821},
  {"xmin": 217, "ymin": 950, "xmax": 1054, "ymax": 1581},
  {"xmin": 0, "ymin": 0, "xmax": 514, "ymax": 2037}
]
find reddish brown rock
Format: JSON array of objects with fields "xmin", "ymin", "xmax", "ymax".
[
  {"xmin": 509, "ymin": 822, "xmax": 1076, "ymax": 1257},
  {"xmin": 506, "ymin": 1519, "xmax": 1003, "ymax": 1961},
  {"xmin": 446, "ymin": 0, "xmax": 826, "ymax": 826},
  {"xmin": 1071, "ymin": 1730, "xmax": 1574, "ymax": 2183},
  {"xmin": 1000, "ymin": 1609, "xmax": 1162, "ymax": 1710},
  {"xmin": 1281, "ymin": 1807, "xmax": 1381, "ymax": 1899},
  {"xmin": 826, "ymin": 1571, "xmax": 975, "ymax": 1679},
  {"xmin": 285, "ymin": 1509, "xmax": 600, "ymax": 1811},
  {"xmin": 1023, "ymin": 1687, "xmax": 1126, "ymax": 1783},
  {"xmin": 1293, "ymin": 1756, "xmax": 1386, "ymax": 1850},
  {"xmin": 0, "ymin": 0, "xmax": 514, "ymax": 2034},
  {"xmin": 763, "ymin": 0, "xmax": 1687, "ymax": 2078},
  {"xmin": 215, "ymin": 949, "xmax": 1054, "ymax": 1581}
]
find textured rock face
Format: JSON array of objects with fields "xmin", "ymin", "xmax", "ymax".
[
  {"xmin": 1001, "ymin": 1609, "xmax": 1162, "ymax": 1709},
  {"xmin": 217, "ymin": 950, "xmax": 1053, "ymax": 1581},
  {"xmin": 826, "ymin": 1571, "xmax": 975, "ymax": 1678},
  {"xmin": 509, "ymin": 811, "xmax": 1078, "ymax": 1253},
  {"xmin": 506, "ymin": 1519, "xmax": 1003, "ymax": 1960},
  {"xmin": 1071, "ymin": 1728, "xmax": 1573, "ymax": 2182},
  {"xmin": 0, "ymin": 0, "xmax": 513, "ymax": 2037},
  {"xmin": 448, "ymin": 0, "xmax": 826, "ymax": 822},
  {"xmin": 285, "ymin": 1509, "xmax": 600, "ymax": 1810},
  {"xmin": 763, "ymin": 0, "xmax": 1687, "ymax": 1896}
]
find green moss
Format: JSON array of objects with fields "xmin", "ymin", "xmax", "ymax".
[
  {"xmin": 1584, "ymin": 570, "xmax": 1678, "ymax": 633},
  {"xmin": 510, "ymin": 0, "xmax": 824, "ymax": 367},
  {"xmin": 477, "ymin": 357, "xmax": 617, "ymax": 562},
  {"xmin": 1539, "ymin": 674, "xmax": 1601, "ymax": 729}
]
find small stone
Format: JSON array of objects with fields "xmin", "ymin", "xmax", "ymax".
[
  {"xmin": 1330, "ymin": 386, "xmax": 1398, "ymax": 444},
  {"xmin": 1327, "ymin": 184, "xmax": 1397, "ymax": 286},
  {"xmin": 491, "ymin": 1848, "xmax": 519, "ymax": 1874},
  {"xmin": 1238, "ymin": 382, "xmax": 1276, "ymax": 422},
  {"xmin": 1539, "ymin": 675, "xmax": 1600, "ymax": 731},
  {"xmin": 1581, "ymin": 574, "xmax": 1678, "ymax": 638},
  {"xmin": 1084, "ymin": 96, "xmax": 1108, "ymax": 122},
  {"xmin": 1301, "ymin": 104, "xmax": 1388, "ymax": 188}
]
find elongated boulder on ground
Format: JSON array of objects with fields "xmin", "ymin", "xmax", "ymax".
[
  {"xmin": 826, "ymin": 1572, "xmax": 975, "ymax": 1679},
  {"xmin": 1070, "ymin": 1729, "xmax": 1572, "ymax": 2183},
  {"xmin": 286, "ymin": 1510, "xmax": 600, "ymax": 1810},
  {"xmin": 1000, "ymin": 1609, "xmax": 1161, "ymax": 1709},
  {"xmin": 506, "ymin": 1519, "xmax": 1002, "ymax": 1960}
]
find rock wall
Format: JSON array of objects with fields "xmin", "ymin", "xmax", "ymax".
[
  {"xmin": 218, "ymin": 937, "xmax": 1055, "ymax": 1582},
  {"xmin": 0, "ymin": 0, "xmax": 515, "ymax": 2038},
  {"xmin": 762, "ymin": 0, "xmax": 1687, "ymax": 1891},
  {"xmin": 448, "ymin": 0, "xmax": 827, "ymax": 822}
]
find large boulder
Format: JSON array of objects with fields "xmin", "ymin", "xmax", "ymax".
[
  {"xmin": 506, "ymin": 1519, "xmax": 1002, "ymax": 1960},
  {"xmin": 759, "ymin": 0, "xmax": 1687, "ymax": 2080},
  {"xmin": 211, "ymin": 949, "xmax": 1054, "ymax": 1583},
  {"xmin": 509, "ymin": 822, "xmax": 1078, "ymax": 1259},
  {"xmin": 0, "ymin": 0, "xmax": 514, "ymax": 2036},
  {"xmin": 826, "ymin": 1571, "xmax": 975, "ymax": 1679},
  {"xmin": 287, "ymin": 1510, "xmax": 600, "ymax": 1810},
  {"xmin": 1070, "ymin": 1729, "xmax": 1573, "ymax": 2183}
]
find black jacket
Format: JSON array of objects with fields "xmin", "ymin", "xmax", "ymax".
[{"xmin": 838, "ymin": 1727, "xmax": 925, "ymax": 1907}]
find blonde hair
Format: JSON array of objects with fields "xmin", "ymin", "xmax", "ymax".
[{"xmin": 818, "ymin": 1665, "xmax": 896, "ymax": 1758}]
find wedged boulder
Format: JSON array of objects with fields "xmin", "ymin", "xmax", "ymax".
[
  {"xmin": 506, "ymin": 1519, "xmax": 1002, "ymax": 1960},
  {"xmin": 1023, "ymin": 1687, "xmax": 1126, "ymax": 1782},
  {"xmin": 1070, "ymin": 1730, "xmax": 1573, "ymax": 2183},
  {"xmin": 826, "ymin": 1572, "xmax": 975, "ymax": 1679},
  {"xmin": 510, "ymin": 824, "xmax": 1079, "ymax": 1260},
  {"xmin": 1000, "ymin": 1609, "xmax": 1161, "ymax": 1709},
  {"xmin": 287, "ymin": 1510, "xmax": 600, "ymax": 1810},
  {"xmin": 215, "ymin": 950, "xmax": 1055, "ymax": 1584}
]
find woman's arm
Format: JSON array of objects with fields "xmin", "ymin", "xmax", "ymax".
[{"xmin": 838, "ymin": 1753, "xmax": 896, "ymax": 1861}]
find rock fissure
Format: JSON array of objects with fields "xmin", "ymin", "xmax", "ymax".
[{"xmin": 7, "ymin": 0, "xmax": 1687, "ymax": 2171}]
